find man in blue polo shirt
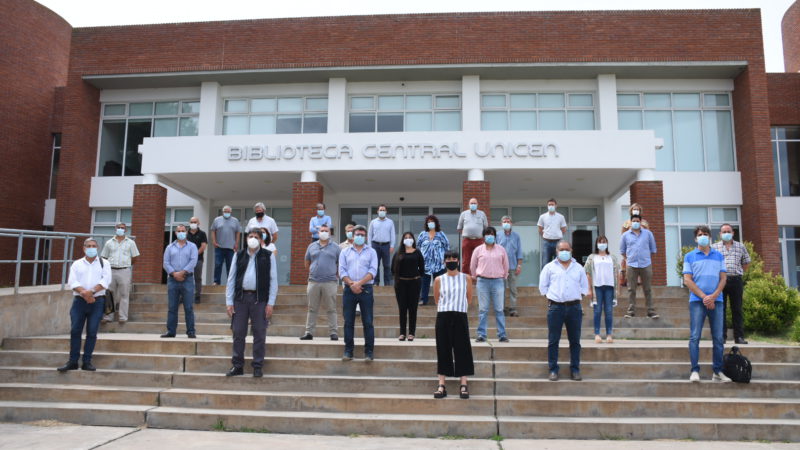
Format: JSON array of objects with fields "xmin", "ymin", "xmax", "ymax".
[{"xmin": 682, "ymin": 225, "xmax": 730, "ymax": 383}]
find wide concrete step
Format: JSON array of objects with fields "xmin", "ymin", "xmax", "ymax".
[
  {"xmin": 0, "ymin": 382, "xmax": 159, "ymax": 406},
  {"xmin": 0, "ymin": 350, "xmax": 185, "ymax": 372},
  {"xmin": 0, "ymin": 401, "xmax": 150, "ymax": 427},
  {"xmin": 0, "ymin": 367, "xmax": 174, "ymax": 388}
]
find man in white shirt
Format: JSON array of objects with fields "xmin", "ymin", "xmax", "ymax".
[
  {"xmin": 537, "ymin": 198, "xmax": 568, "ymax": 268},
  {"xmin": 100, "ymin": 222, "xmax": 139, "ymax": 323},
  {"xmin": 246, "ymin": 202, "xmax": 279, "ymax": 242},
  {"xmin": 58, "ymin": 238, "xmax": 112, "ymax": 372}
]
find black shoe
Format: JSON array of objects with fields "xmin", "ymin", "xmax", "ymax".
[
  {"xmin": 57, "ymin": 361, "xmax": 79, "ymax": 372},
  {"xmin": 253, "ymin": 368, "xmax": 263, "ymax": 378},
  {"xmin": 571, "ymin": 372, "xmax": 582, "ymax": 381},
  {"xmin": 475, "ymin": 336, "xmax": 486, "ymax": 343},
  {"xmin": 299, "ymin": 333, "xmax": 313, "ymax": 340},
  {"xmin": 330, "ymin": 334, "xmax": 338, "ymax": 341},
  {"xmin": 647, "ymin": 312, "xmax": 660, "ymax": 319},
  {"xmin": 509, "ymin": 310, "xmax": 519, "ymax": 317},
  {"xmin": 160, "ymin": 333, "xmax": 176, "ymax": 338},
  {"xmin": 187, "ymin": 333, "xmax": 196, "ymax": 339},
  {"xmin": 195, "ymin": 297, "xmax": 201, "ymax": 304},
  {"xmin": 499, "ymin": 336, "xmax": 510, "ymax": 343},
  {"xmin": 624, "ymin": 312, "xmax": 635, "ymax": 318},
  {"xmin": 735, "ymin": 337, "xmax": 749, "ymax": 344},
  {"xmin": 342, "ymin": 352, "xmax": 353, "ymax": 361},
  {"xmin": 226, "ymin": 366, "xmax": 244, "ymax": 377},
  {"xmin": 365, "ymin": 353, "xmax": 374, "ymax": 362},
  {"xmin": 548, "ymin": 372, "xmax": 559, "ymax": 381},
  {"xmin": 81, "ymin": 362, "xmax": 96, "ymax": 371},
  {"xmin": 433, "ymin": 384, "xmax": 447, "ymax": 399}
]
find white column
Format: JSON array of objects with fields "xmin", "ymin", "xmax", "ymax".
[
  {"xmin": 301, "ymin": 171, "xmax": 317, "ymax": 182},
  {"xmin": 462, "ymin": 75, "xmax": 481, "ymax": 132},
  {"xmin": 603, "ymin": 196, "xmax": 624, "ymax": 258},
  {"xmin": 596, "ymin": 74, "xmax": 618, "ymax": 131},
  {"xmin": 467, "ymin": 169, "xmax": 484, "ymax": 181},
  {"xmin": 142, "ymin": 174, "xmax": 159, "ymax": 185},
  {"xmin": 199, "ymin": 82, "xmax": 222, "ymax": 136},
  {"xmin": 637, "ymin": 169, "xmax": 656, "ymax": 181},
  {"xmin": 327, "ymin": 78, "xmax": 347, "ymax": 133}
]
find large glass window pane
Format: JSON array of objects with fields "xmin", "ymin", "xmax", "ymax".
[
  {"xmin": 306, "ymin": 97, "xmax": 328, "ymax": 111},
  {"xmin": 617, "ymin": 94, "xmax": 640, "ymax": 107},
  {"xmin": 539, "ymin": 111, "xmax": 565, "ymax": 130},
  {"xmin": 435, "ymin": 95, "xmax": 460, "ymax": 109},
  {"xmin": 95, "ymin": 210, "xmax": 118, "ymax": 223},
  {"xmin": 276, "ymin": 115, "xmax": 302, "ymax": 134},
  {"xmin": 303, "ymin": 114, "xmax": 327, "ymax": 133},
  {"xmin": 250, "ymin": 115, "xmax": 276, "ymax": 134},
  {"xmin": 225, "ymin": 99, "xmax": 248, "ymax": 113},
  {"xmin": 711, "ymin": 208, "xmax": 738, "ymax": 222},
  {"xmin": 491, "ymin": 208, "xmax": 508, "ymax": 223},
  {"xmin": 278, "ymin": 98, "xmax": 303, "ymax": 112},
  {"xmin": 179, "ymin": 117, "xmax": 198, "ymax": 136},
  {"xmin": 181, "ymin": 101, "xmax": 200, "ymax": 114},
  {"xmin": 510, "ymin": 111, "xmax": 536, "ymax": 130},
  {"xmin": 774, "ymin": 140, "xmax": 783, "ymax": 196},
  {"xmin": 777, "ymin": 127, "xmax": 800, "ymax": 140},
  {"xmin": 674, "ymin": 111, "xmax": 704, "ymax": 171},
  {"xmin": 679, "ymin": 207, "xmax": 708, "ymax": 223},
  {"xmin": 482, "ymin": 95, "xmax": 506, "ymax": 108},
  {"xmin": 568, "ymin": 94, "xmax": 593, "ymax": 107},
  {"xmin": 120, "ymin": 209, "xmax": 132, "ymax": 224},
  {"xmin": 406, "ymin": 112, "xmax": 432, "ymax": 131},
  {"xmin": 645, "ymin": 111, "xmax": 675, "ymax": 171},
  {"xmin": 783, "ymin": 142, "xmax": 800, "ymax": 196},
  {"xmin": 98, "ymin": 120, "xmax": 125, "ymax": 176},
  {"xmin": 481, "ymin": 111, "xmax": 508, "ymax": 131},
  {"xmin": 124, "ymin": 119, "xmax": 150, "ymax": 176},
  {"xmin": 434, "ymin": 111, "xmax": 460, "ymax": 131},
  {"xmin": 349, "ymin": 113, "xmax": 375, "ymax": 133},
  {"xmin": 567, "ymin": 110, "xmax": 594, "ymax": 130},
  {"xmin": 406, "ymin": 95, "xmax": 431, "ymax": 110},
  {"xmin": 351, "ymin": 97, "xmax": 374, "ymax": 110},
  {"xmin": 377, "ymin": 113, "xmax": 403, "ymax": 132},
  {"xmin": 153, "ymin": 118, "xmax": 178, "ymax": 137},
  {"xmin": 129, "ymin": 102, "xmax": 153, "ymax": 116},
  {"xmin": 378, "ymin": 96, "xmax": 403, "ymax": 110},
  {"xmin": 644, "ymin": 93, "xmax": 670, "ymax": 108},
  {"xmin": 223, "ymin": 116, "xmax": 248, "ymax": 135},
  {"xmin": 618, "ymin": 110, "xmax": 643, "ymax": 130},
  {"xmin": 251, "ymin": 98, "xmax": 277, "ymax": 113},
  {"xmin": 539, "ymin": 93, "xmax": 564, "ymax": 108},
  {"xmin": 673, "ymin": 93, "xmax": 700, "ymax": 108},
  {"xmin": 664, "ymin": 207, "xmax": 679, "ymax": 223},
  {"xmin": 703, "ymin": 110, "xmax": 735, "ymax": 171},
  {"xmin": 155, "ymin": 102, "xmax": 179, "ymax": 115},
  {"xmin": 510, "ymin": 93, "xmax": 536, "ymax": 109},
  {"xmin": 704, "ymin": 94, "xmax": 730, "ymax": 107},
  {"xmin": 572, "ymin": 208, "xmax": 598, "ymax": 222},
  {"xmin": 510, "ymin": 207, "xmax": 538, "ymax": 223},
  {"xmin": 103, "ymin": 104, "xmax": 126, "ymax": 116},
  {"xmin": 174, "ymin": 209, "xmax": 194, "ymax": 223}
]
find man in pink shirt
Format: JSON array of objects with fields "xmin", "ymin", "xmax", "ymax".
[{"xmin": 471, "ymin": 227, "xmax": 509, "ymax": 342}]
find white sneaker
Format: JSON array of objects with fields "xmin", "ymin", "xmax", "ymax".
[
  {"xmin": 689, "ymin": 371, "xmax": 700, "ymax": 382},
  {"xmin": 713, "ymin": 372, "xmax": 732, "ymax": 383}
]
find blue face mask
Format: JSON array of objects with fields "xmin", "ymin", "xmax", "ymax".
[
  {"xmin": 317, "ymin": 210, "xmax": 325, "ymax": 217},
  {"xmin": 176, "ymin": 232, "xmax": 187, "ymax": 240},
  {"xmin": 427, "ymin": 222, "xmax": 436, "ymax": 230},
  {"xmin": 115, "ymin": 228, "xmax": 125, "ymax": 236},
  {"xmin": 502, "ymin": 223, "xmax": 511, "ymax": 231},
  {"xmin": 548, "ymin": 205, "xmax": 556, "ymax": 213},
  {"xmin": 378, "ymin": 211, "xmax": 386, "ymax": 218},
  {"xmin": 697, "ymin": 235, "xmax": 710, "ymax": 247},
  {"xmin": 484, "ymin": 235, "xmax": 495, "ymax": 245},
  {"xmin": 631, "ymin": 221, "xmax": 641, "ymax": 230},
  {"xmin": 721, "ymin": 232, "xmax": 733, "ymax": 242},
  {"xmin": 346, "ymin": 231, "xmax": 354, "ymax": 240},
  {"xmin": 558, "ymin": 250, "xmax": 571, "ymax": 262},
  {"xmin": 85, "ymin": 247, "xmax": 98, "ymax": 258},
  {"xmin": 223, "ymin": 212, "xmax": 231, "ymax": 219},
  {"xmin": 354, "ymin": 235, "xmax": 366, "ymax": 246},
  {"xmin": 469, "ymin": 204, "xmax": 477, "ymax": 211},
  {"xmin": 262, "ymin": 233, "xmax": 268, "ymax": 242}
]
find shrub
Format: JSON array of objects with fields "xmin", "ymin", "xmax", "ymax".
[
  {"xmin": 791, "ymin": 317, "xmax": 800, "ymax": 343},
  {"xmin": 742, "ymin": 272, "xmax": 800, "ymax": 334},
  {"xmin": 674, "ymin": 245, "xmax": 696, "ymax": 281},
  {"xmin": 742, "ymin": 241, "xmax": 765, "ymax": 284}
]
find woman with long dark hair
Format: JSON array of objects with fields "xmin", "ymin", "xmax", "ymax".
[{"xmin": 391, "ymin": 231, "xmax": 425, "ymax": 341}]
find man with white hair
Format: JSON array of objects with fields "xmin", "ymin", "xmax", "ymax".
[
  {"xmin": 211, "ymin": 205, "xmax": 241, "ymax": 285},
  {"xmin": 246, "ymin": 202, "xmax": 279, "ymax": 243}
]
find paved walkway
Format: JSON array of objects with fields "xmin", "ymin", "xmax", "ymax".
[{"xmin": 1, "ymin": 423, "xmax": 797, "ymax": 449}]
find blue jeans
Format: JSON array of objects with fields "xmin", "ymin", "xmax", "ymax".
[
  {"xmin": 476, "ymin": 277, "xmax": 506, "ymax": 339},
  {"xmin": 593, "ymin": 286, "xmax": 614, "ymax": 335},
  {"xmin": 420, "ymin": 269, "xmax": 446, "ymax": 305},
  {"xmin": 342, "ymin": 284, "xmax": 375, "ymax": 355},
  {"xmin": 689, "ymin": 300, "xmax": 724, "ymax": 373},
  {"xmin": 213, "ymin": 247, "xmax": 234, "ymax": 284},
  {"xmin": 371, "ymin": 242, "xmax": 392, "ymax": 286},
  {"xmin": 69, "ymin": 295, "xmax": 105, "ymax": 363},
  {"xmin": 547, "ymin": 301, "xmax": 583, "ymax": 374},
  {"xmin": 542, "ymin": 239, "xmax": 559, "ymax": 267},
  {"xmin": 167, "ymin": 274, "xmax": 196, "ymax": 335}
]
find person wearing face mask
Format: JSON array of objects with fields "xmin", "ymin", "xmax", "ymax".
[
  {"xmin": 57, "ymin": 238, "xmax": 112, "ymax": 372},
  {"xmin": 259, "ymin": 227, "xmax": 277, "ymax": 254},
  {"xmin": 338, "ymin": 225, "xmax": 378, "ymax": 361},
  {"xmin": 368, "ymin": 204, "xmax": 396, "ymax": 286},
  {"xmin": 537, "ymin": 198, "xmax": 568, "ymax": 268},
  {"xmin": 711, "ymin": 223, "xmax": 751, "ymax": 344},
  {"xmin": 185, "ymin": 217, "xmax": 207, "ymax": 304},
  {"xmin": 100, "ymin": 222, "xmax": 139, "ymax": 323},
  {"xmin": 339, "ymin": 222, "xmax": 357, "ymax": 251},
  {"xmin": 471, "ymin": 227, "xmax": 510, "ymax": 343},
  {"xmin": 309, "ymin": 202, "xmax": 333, "ymax": 242},
  {"xmin": 620, "ymin": 203, "xmax": 650, "ymax": 233},
  {"xmin": 683, "ymin": 225, "xmax": 730, "ymax": 383},
  {"xmin": 456, "ymin": 198, "xmax": 488, "ymax": 276},
  {"xmin": 211, "ymin": 205, "xmax": 241, "ymax": 285},
  {"xmin": 391, "ymin": 232, "xmax": 426, "ymax": 341},
  {"xmin": 619, "ymin": 215, "xmax": 659, "ymax": 319},
  {"xmin": 584, "ymin": 236, "xmax": 620, "ymax": 344},
  {"xmin": 245, "ymin": 202, "xmax": 279, "ymax": 243},
  {"xmin": 432, "ymin": 251, "xmax": 474, "ymax": 400},
  {"xmin": 301, "ymin": 224, "xmax": 341, "ymax": 341},
  {"xmin": 539, "ymin": 240, "xmax": 589, "ymax": 381},
  {"xmin": 417, "ymin": 215, "xmax": 450, "ymax": 306},
  {"xmin": 161, "ymin": 224, "xmax": 198, "ymax": 339},
  {"xmin": 224, "ymin": 230, "xmax": 278, "ymax": 377},
  {"xmin": 496, "ymin": 216, "xmax": 523, "ymax": 317}
]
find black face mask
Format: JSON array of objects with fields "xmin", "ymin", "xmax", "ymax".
[
  {"xmin": 445, "ymin": 261, "xmax": 459, "ymax": 271},
  {"xmin": 255, "ymin": 212, "xmax": 264, "ymax": 219}
]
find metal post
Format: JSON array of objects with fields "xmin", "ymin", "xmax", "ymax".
[
  {"xmin": 14, "ymin": 232, "xmax": 23, "ymax": 295},
  {"xmin": 32, "ymin": 236, "xmax": 40, "ymax": 286},
  {"xmin": 61, "ymin": 235, "xmax": 70, "ymax": 291}
]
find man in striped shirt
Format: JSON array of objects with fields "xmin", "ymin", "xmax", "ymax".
[{"xmin": 711, "ymin": 223, "xmax": 751, "ymax": 344}]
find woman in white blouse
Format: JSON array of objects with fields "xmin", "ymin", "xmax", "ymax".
[{"xmin": 584, "ymin": 236, "xmax": 620, "ymax": 344}]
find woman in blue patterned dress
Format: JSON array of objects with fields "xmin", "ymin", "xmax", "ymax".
[{"xmin": 417, "ymin": 215, "xmax": 450, "ymax": 306}]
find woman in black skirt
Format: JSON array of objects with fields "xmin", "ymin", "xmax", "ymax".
[
  {"xmin": 391, "ymin": 232, "xmax": 425, "ymax": 341},
  {"xmin": 432, "ymin": 251, "xmax": 474, "ymax": 399}
]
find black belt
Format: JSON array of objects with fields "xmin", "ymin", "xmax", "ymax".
[
  {"xmin": 243, "ymin": 290, "xmax": 257, "ymax": 294},
  {"xmin": 544, "ymin": 238, "xmax": 561, "ymax": 242},
  {"xmin": 549, "ymin": 300, "xmax": 581, "ymax": 306},
  {"xmin": 373, "ymin": 241, "xmax": 389, "ymax": 245},
  {"xmin": 398, "ymin": 276, "xmax": 420, "ymax": 281},
  {"xmin": 111, "ymin": 267, "xmax": 130, "ymax": 270},
  {"xmin": 478, "ymin": 276, "xmax": 501, "ymax": 280},
  {"xmin": 727, "ymin": 275, "xmax": 743, "ymax": 279}
]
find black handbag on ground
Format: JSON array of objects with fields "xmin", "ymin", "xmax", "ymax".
[
  {"xmin": 722, "ymin": 346, "xmax": 752, "ymax": 383},
  {"xmin": 104, "ymin": 289, "xmax": 116, "ymax": 316}
]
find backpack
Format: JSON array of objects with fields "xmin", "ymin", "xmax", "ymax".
[{"xmin": 722, "ymin": 346, "xmax": 752, "ymax": 383}]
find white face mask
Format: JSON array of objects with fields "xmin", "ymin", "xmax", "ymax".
[
  {"xmin": 631, "ymin": 209, "xmax": 640, "ymax": 216},
  {"xmin": 189, "ymin": 223, "xmax": 198, "ymax": 230},
  {"xmin": 247, "ymin": 237, "xmax": 260, "ymax": 249},
  {"xmin": 403, "ymin": 238, "xmax": 414, "ymax": 247},
  {"xmin": 318, "ymin": 231, "xmax": 330, "ymax": 241}
]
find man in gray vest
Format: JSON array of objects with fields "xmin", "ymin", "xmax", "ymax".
[{"xmin": 224, "ymin": 230, "xmax": 277, "ymax": 378}]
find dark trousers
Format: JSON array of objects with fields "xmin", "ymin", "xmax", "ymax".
[
  {"xmin": 343, "ymin": 284, "xmax": 375, "ymax": 355},
  {"xmin": 395, "ymin": 278, "xmax": 421, "ymax": 335},
  {"xmin": 167, "ymin": 274, "xmax": 195, "ymax": 335},
  {"xmin": 547, "ymin": 301, "xmax": 583, "ymax": 374},
  {"xmin": 194, "ymin": 257, "xmax": 203, "ymax": 301},
  {"xmin": 371, "ymin": 242, "xmax": 392, "ymax": 286},
  {"xmin": 232, "ymin": 291, "xmax": 268, "ymax": 369},
  {"xmin": 69, "ymin": 295, "xmax": 105, "ymax": 363},
  {"xmin": 213, "ymin": 247, "xmax": 234, "ymax": 284},
  {"xmin": 435, "ymin": 311, "xmax": 474, "ymax": 377},
  {"xmin": 723, "ymin": 276, "xmax": 745, "ymax": 340},
  {"xmin": 542, "ymin": 239, "xmax": 559, "ymax": 267},
  {"xmin": 420, "ymin": 269, "xmax": 446, "ymax": 305}
]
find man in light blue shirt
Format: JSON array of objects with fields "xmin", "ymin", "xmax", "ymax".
[
  {"xmin": 497, "ymin": 215, "xmax": 523, "ymax": 317},
  {"xmin": 367, "ymin": 204, "xmax": 395, "ymax": 286},
  {"xmin": 309, "ymin": 202, "xmax": 333, "ymax": 241},
  {"xmin": 162, "ymin": 224, "xmax": 198, "ymax": 338},
  {"xmin": 539, "ymin": 240, "xmax": 589, "ymax": 382},
  {"xmin": 339, "ymin": 225, "xmax": 378, "ymax": 361},
  {"xmin": 619, "ymin": 214, "xmax": 658, "ymax": 319},
  {"xmin": 683, "ymin": 225, "xmax": 730, "ymax": 383}
]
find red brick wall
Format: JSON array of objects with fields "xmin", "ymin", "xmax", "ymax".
[
  {"xmin": 784, "ymin": 1, "xmax": 800, "ymax": 73},
  {"xmin": 630, "ymin": 181, "xmax": 666, "ymax": 286},
  {"xmin": 290, "ymin": 182, "xmax": 323, "ymax": 284},
  {"xmin": 131, "ymin": 184, "xmax": 167, "ymax": 283},
  {"xmin": 462, "ymin": 180, "xmax": 491, "ymax": 223},
  {"xmin": 768, "ymin": 73, "xmax": 800, "ymax": 125},
  {"xmin": 0, "ymin": 0, "xmax": 71, "ymax": 284}
]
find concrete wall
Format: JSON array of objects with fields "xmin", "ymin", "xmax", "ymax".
[{"xmin": 0, "ymin": 289, "xmax": 74, "ymax": 342}]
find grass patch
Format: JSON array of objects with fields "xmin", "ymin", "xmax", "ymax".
[
  {"xmin": 598, "ymin": 433, "xmax": 626, "ymax": 440},
  {"xmin": 491, "ymin": 434, "xmax": 504, "ymax": 441},
  {"xmin": 348, "ymin": 433, "xmax": 361, "ymax": 438},
  {"xmin": 211, "ymin": 418, "xmax": 225, "ymax": 431},
  {"xmin": 210, "ymin": 418, "xmax": 269, "ymax": 433},
  {"xmin": 748, "ymin": 329, "xmax": 799, "ymax": 346}
]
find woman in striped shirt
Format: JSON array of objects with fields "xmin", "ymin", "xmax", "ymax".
[{"xmin": 432, "ymin": 251, "xmax": 474, "ymax": 399}]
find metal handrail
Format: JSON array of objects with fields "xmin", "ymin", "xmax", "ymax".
[{"xmin": 0, "ymin": 228, "xmax": 135, "ymax": 295}]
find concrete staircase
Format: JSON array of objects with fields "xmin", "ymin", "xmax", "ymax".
[{"xmin": 1, "ymin": 284, "xmax": 798, "ymax": 440}]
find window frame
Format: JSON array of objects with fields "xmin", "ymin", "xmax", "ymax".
[
  {"xmin": 221, "ymin": 96, "xmax": 329, "ymax": 135},
  {"xmin": 480, "ymin": 92, "xmax": 597, "ymax": 131},
  {"xmin": 772, "ymin": 126, "xmax": 800, "ymax": 197},
  {"xmin": 346, "ymin": 94, "xmax": 462, "ymax": 133}
]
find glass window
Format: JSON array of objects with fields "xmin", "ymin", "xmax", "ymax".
[
  {"xmin": 539, "ymin": 111, "xmax": 565, "ymax": 130},
  {"xmin": 406, "ymin": 95, "xmax": 432, "ymax": 110},
  {"xmin": 251, "ymin": 98, "xmax": 277, "ymax": 113},
  {"xmin": 568, "ymin": 94, "xmax": 593, "ymax": 107},
  {"xmin": 510, "ymin": 207, "xmax": 538, "ymax": 223},
  {"xmin": 223, "ymin": 96, "xmax": 327, "ymax": 135},
  {"xmin": 98, "ymin": 120, "xmax": 125, "ymax": 176},
  {"xmin": 377, "ymin": 113, "xmax": 404, "ymax": 132},
  {"xmin": 567, "ymin": 110, "xmax": 594, "ymax": 130},
  {"xmin": 434, "ymin": 112, "xmax": 460, "ymax": 131},
  {"xmin": 223, "ymin": 116, "xmax": 248, "ymax": 135},
  {"xmin": 103, "ymin": 104, "xmax": 126, "ymax": 116},
  {"xmin": 250, "ymin": 115, "xmax": 276, "ymax": 134},
  {"xmin": 645, "ymin": 110, "xmax": 675, "ymax": 171},
  {"xmin": 351, "ymin": 97, "xmax": 374, "ymax": 110},
  {"xmin": 349, "ymin": 114, "xmax": 375, "ymax": 133},
  {"xmin": 703, "ymin": 110, "xmax": 735, "ymax": 171},
  {"xmin": 305, "ymin": 98, "xmax": 327, "ymax": 111},
  {"xmin": 120, "ymin": 209, "xmax": 132, "ymax": 224},
  {"xmin": 704, "ymin": 94, "xmax": 730, "ymax": 107},
  {"xmin": 174, "ymin": 209, "xmax": 193, "ymax": 223},
  {"xmin": 673, "ymin": 93, "xmax": 700, "ymax": 108},
  {"xmin": 711, "ymin": 208, "xmax": 738, "ymax": 222},
  {"xmin": 482, "ymin": 95, "xmax": 506, "ymax": 108},
  {"xmin": 181, "ymin": 101, "xmax": 200, "ymax": 114},
  {"xmin": 435, "ymin": 95, "xmax": 460, "ymax": 108},
  {"xmin": 572, "ymin": 207, "xmax": 598, "ymax": 222},
  {"xmin": 618, "ymin": 110, "xmax": 643, "ymax": 130},
  {"xmin": 510, "ymin": 94, "xmax": 535, "ymax": 109},
  {"xmin": 155, "ymin": 102, "xmax": 178, "ymax": 116},
  {"xmin": 617, "ymin": 94, "xmax": 640, "ymax": 107},
  {"xmin": 679, "ymin": 207, "xmax": 708, "ymax": 223},
  {"xmin": 491, "ymin": 208, "xmax": 508, "ymax": 223},
  {"xmin": 225, "ymin": 99, "xmax": 248, "ymax": 113},
  {"xmin": 510, "ymin": 111, "xmax": 536, "ymax": 131},
  {"xmin": 278, "ymin": 97, "xmax": 303, "ymax": 112},
  {"xmin": 179, "ymin": 117, "xmax": 198, "ymax": 136},
  {"xmin": 303, "ymin": 115, "xmax": 327, "ymax": 134},
  {"xmin": 378, "ymin": 96, "xmax": 403, "ymax": 110},
  {"xmin": 95, "ymin": 210, "xmax": 118, "ymax": 223},
  {"xmin": 664, "ymin": 207, "xmax": 679, "ymax": 223},
  {"xmin": 644, "ymin": 93, "xmax": 670, "ymax": 108},
  {"xmin": 276, "ymin": 115, "xmax": 302, "ymax": 134},
  {"xmin": 481, "ymin": 92, "xmax": 593, "ymax": 131},
  {"xmin": 406, "ymin": 112, "xmax": 432, "ymax": 131},
  {"xmin": 124, "ymin": 120, "xmax": 150, "ymax": 175},
  {"xmin": 539, "ymin": 93, "xmax": 565, "ymax": 108},
  {"xmin": 349, "ymin": 94, "xmax": 460, "ymax": 132},
  {"xmin": 674, "ymin": 111, "xmax": 704, "ymax": 171},
  {"xmin": 482, "ymin": 111, "xmax": 508, "ymax": 131},
  {"xmin": 153, "ymin": 118, "xmax": 178, "ymax": 137},
  {"xmin": 772, "ymin": 127, "xmax": 800, "ymax": 197}
]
